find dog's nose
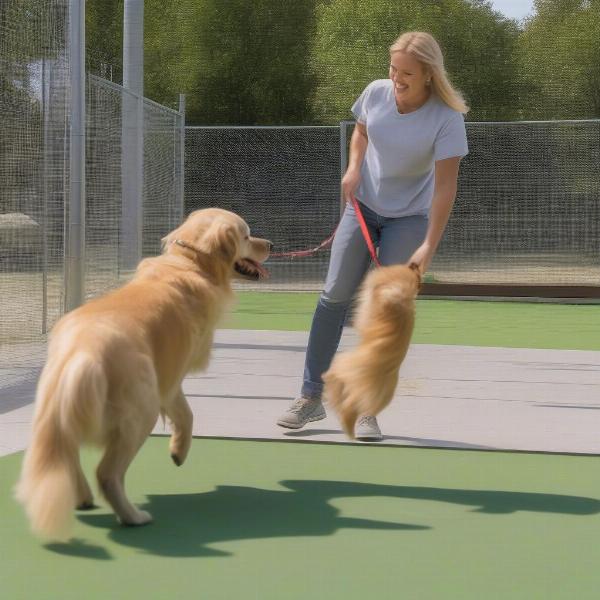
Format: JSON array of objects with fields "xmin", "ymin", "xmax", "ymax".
[{"xmin": 267, "ymin": 241, "xmax": 274, "ymax": 251}]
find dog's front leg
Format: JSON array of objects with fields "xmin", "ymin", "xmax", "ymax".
[{"xmin": 165, "ymin": 388, "xmax": 193, "ymax": 466}]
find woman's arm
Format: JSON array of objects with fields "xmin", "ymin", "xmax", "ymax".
[
  {"xmin": 341, "ymin": 122, "xmax": 368, "ymax": 204},
  {"xmin": 408, "ymin": 156, "xmax": 461, "ymax": 272}
]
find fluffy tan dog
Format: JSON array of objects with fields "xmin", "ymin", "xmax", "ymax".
[
  {"xmin": 15, "ymin": 208, "xmax": 270, "ymax": 540},
  {"xmin": 322, "ymin": 263, "xmax": 421, "ymax": 439}
]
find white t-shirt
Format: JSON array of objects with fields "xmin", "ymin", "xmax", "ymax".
[{"xmin": 351, "ymin": 79, "xmax": 468, "ymax": 218}]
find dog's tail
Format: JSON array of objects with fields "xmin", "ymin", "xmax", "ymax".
[
  {"xmin": 325, "ymin": 264, "xmax": 420, "ymax": 438},
  {"xmin": 15, "ymin": 352, "xmax": 107, "ymax": 541}
]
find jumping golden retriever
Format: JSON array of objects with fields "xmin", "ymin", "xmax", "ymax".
[
  {"xmin": 322, "ymin": 263, "xmax": 421, "ymax": 439},
  {"xmin": 15, "ymin": 208, "xmax": 271, "ymax": 540}
]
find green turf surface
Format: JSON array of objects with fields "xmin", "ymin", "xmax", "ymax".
[
  {"xmin": 2, "ymin": 437, "xmax": 600, "ymax": 599},
  {"xmin": 224, "ymin": 292, "xmax": 600, "ymax": 350}
]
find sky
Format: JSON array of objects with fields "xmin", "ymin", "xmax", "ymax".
[{"xmin": 488, "ymin": 0, "xmax": 536, "ymax": 20}]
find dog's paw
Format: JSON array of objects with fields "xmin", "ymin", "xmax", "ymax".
[
  {"xmin": 121, "ymin": 510, "xmax": 153, "ymax": 527},
  {"xmin": 76, "ymin": 500, "xmax": 98, "ymax": 511},
  {"xmin": 341, "ymin": 408, "xmax": 359, "ymax": 440},
  {"xmin": 169, "ymin": 434, "xmax": 191, "ymax": 466}
]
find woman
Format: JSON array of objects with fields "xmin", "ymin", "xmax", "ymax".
[{"xmin": 277, "ymin": 31, "xmax": 469, "ymax": 440}]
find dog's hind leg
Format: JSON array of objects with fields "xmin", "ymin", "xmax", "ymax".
[
  {"xmin": 74, "ymin": 454, "xmax": 95, "ymax": 510},
  {"xmin": 165, "ymin": 388, "xmax": 193, "ymax": 467},
  {"xmin": 323, "ymin": 371, "xmax": 358, "ymax": 439},
  {"xmin": 96, "ymin": 402, "xmax": 158, "ymax": 527},
  {"xmin": 96, "ymin": 425, "xmax": 156, "ymax": 526}
]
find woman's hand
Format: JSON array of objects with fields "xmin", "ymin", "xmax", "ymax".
[
  {"xmin": 410, "ymin": 158, "xmax": 461, "ymax": 274},
  {"xmin": 341, "ymin": 168, "xmax": 361, "ymax": 204},
  {"xmin": 408, "ymin": 241, "xmax": 434, "ymax": 274}
]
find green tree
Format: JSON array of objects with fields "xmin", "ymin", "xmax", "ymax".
[
  {"xmin": 144, "ymin": 0, "xmax": 318, "ymax": 124},
  {"xmin": 310, "ymin": 0, "xmax": 521, "ymax": 123},
  {"xmin": 82, "ymin": 0, "xmax": 600, "ymax": 123},
  {"xmin": 85, "ymin": 0, "xmax": 123, "ymax": 81},
  {"xmin": 519, "ymin": 0, "xmax": 600, "ymax": 119},
  {"xmin": 0, "ymin": 0, "xmax": 53, "ymax": 213}
]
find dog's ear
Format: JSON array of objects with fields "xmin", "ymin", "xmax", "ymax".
[{"xmin": 197, "ymin": 220, "xmax": 240, "ymax": 262}]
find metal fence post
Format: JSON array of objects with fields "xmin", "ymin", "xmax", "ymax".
[
  {"xmin": 65, "ymin": 0, "xmax": 86, "ymax": 312},
  {"xmin": 41, "ymin": 53, "xmax": 48, "ymax": 333},
  {"xmin": 121, "ymin": 0, "xmax": 144, "ymax": 271}
]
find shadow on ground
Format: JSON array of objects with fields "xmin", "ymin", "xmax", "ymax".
[{"xmin": 55, "ymin": 479, "xmax": 600, "ymax": 559}]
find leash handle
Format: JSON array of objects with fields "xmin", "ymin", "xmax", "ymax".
[{"xmin": 350, "ymin": 196, "xmax": 381, "ymax": 267}]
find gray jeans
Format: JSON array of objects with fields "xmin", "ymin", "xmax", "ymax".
[{"xmin": 301, "ymin": 201, "xmax": 428, "ymax": 400}]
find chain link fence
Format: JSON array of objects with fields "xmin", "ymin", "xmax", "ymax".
[
  {"xmin": 1, "ymin": 0, "xmax": 70, "ymax": 394},
  {"xmin": 86, "ymin": 75, "xmax": 184, "ymax": 298},
  {"xmin": 1, "ymin": 2, "xmax": 183, "ymax": 398},
  {"xmin": 185, "ymin": 126, "xmax": 340, "ymax": 290},
  {"xmin": 185, "ymin": 121, "xmax": 600, "ymax": 294}
]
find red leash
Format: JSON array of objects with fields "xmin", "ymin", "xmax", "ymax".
[
  {"xmin": 350, "ymin": 196, "xmax": 381, "ymax": 267},
  {"xmin": 269, "ymin": 230, "xmax": 336, "ymax": 259},
  {"xmin": 269, "ymin": 197, "xmax": 380, "ymax": 266}
]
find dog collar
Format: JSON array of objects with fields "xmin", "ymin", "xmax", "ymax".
[{"xmin": 172, "ymin": 239, "xmax": 201, "ymax": 253}]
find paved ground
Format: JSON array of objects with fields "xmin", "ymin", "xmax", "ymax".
[{"xmin": 2, "ymin": 329, "xmax": 600, "ymax": 457}]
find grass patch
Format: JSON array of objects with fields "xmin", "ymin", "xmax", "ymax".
[{"xmin": 225, "ymin": 292, "xmax": 600, "ymax": 350}]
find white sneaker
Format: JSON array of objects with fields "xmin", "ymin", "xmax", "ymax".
[
  {"xmin": 277, "ymin": 397, "xmax": 326, "ymax": 429},
  {"xmin": 355, "ymin": 415, "xmax": 383, "ymax": 441}
]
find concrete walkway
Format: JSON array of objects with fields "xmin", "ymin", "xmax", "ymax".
[{"xmin": 2, "ymin": 329, "xmax": 600, "ymax": 457}]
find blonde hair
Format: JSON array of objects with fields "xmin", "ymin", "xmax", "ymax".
[{"xmin": 390, "ymin": 32, "xmax": 469, "ymax": 114}]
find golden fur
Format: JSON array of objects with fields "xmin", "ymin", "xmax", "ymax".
[
  {"xmin": 322, "ymin": 263, "xmax": 421, "ymax": 438},
  {"xmin": 15, "ymin": 208, "xmax": 270, "ymax": 540}
]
